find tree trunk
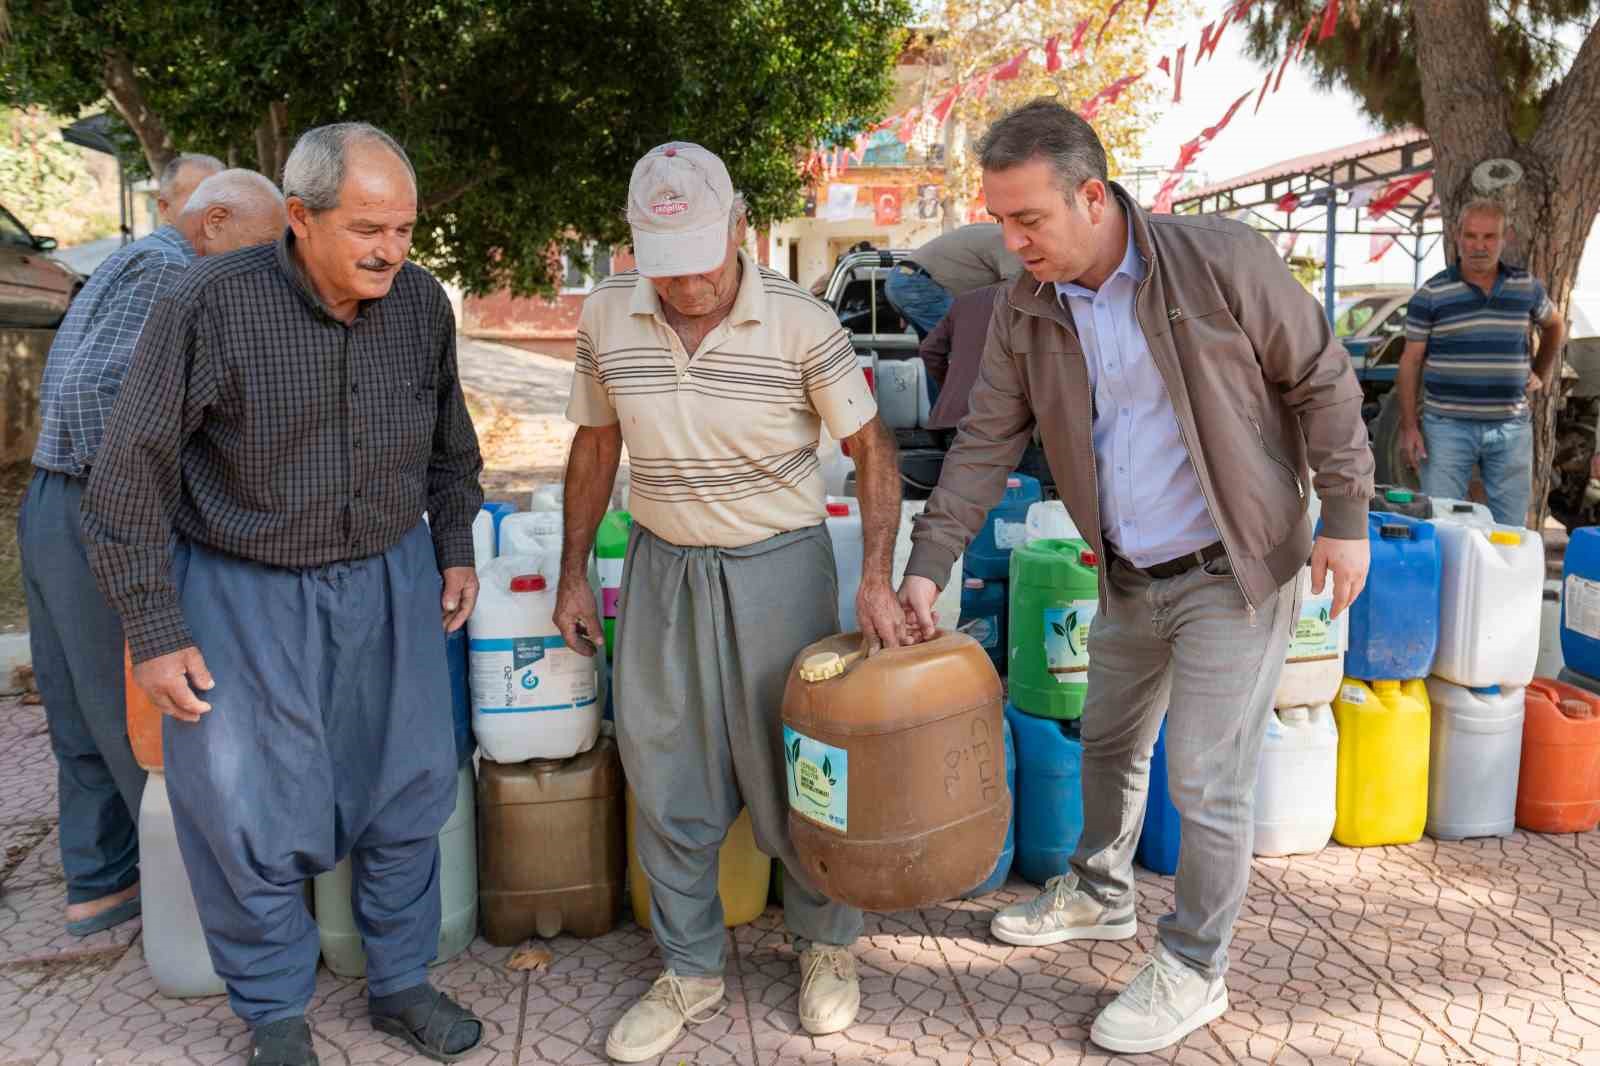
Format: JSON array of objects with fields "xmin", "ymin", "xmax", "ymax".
[
  {"xmin": 1412, "ymin": 2, "xmax": 1600, "ymax": 529},
  {"xmin": 102, "ymin": 49, "xmax": 175, "ymax": 177}
]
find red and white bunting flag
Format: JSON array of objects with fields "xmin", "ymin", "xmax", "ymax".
[
  {"xmin": 1346, "ymin": 181, "xmax": 1379, "ymax": 212},
  {"xmin": 1153, "ymin": 177, "xmax": 1182, "ymax": 214},
  {"xmin": 1369, "ymin": 233, "xmax": 1398, "ymax": 263},
  {"xmin": 1171, "ymin": 44, "xmax": 1186, "ymax": 103},
  {"xmin": 1070, "ymin": 18, "xmax": 1092, "ymax": 57},
  {"xmin": 1197, "ymin": 13, "xmax": 1231, "ymax": 62},
  {"xmin": 1203, "ymin": 90, "xmax": 1254, "ymax": 141},
  {"xmin": 1366, "ymin": 170, "xmax": 1432, "ymax": 219},
  {"xmin": 1145, "ymin": 0, "xmax": 1162, "ymax": 24},
  {"xmin": 1173, "ymin": 136, "xmax": 1205, "ymax": 172},
  {"xmin": 1045, "ymin": 34, "xmax": 1063, "ymax": 72},
  {"xmin": 992, "ymin": 49, "xmax": 1028, "ymax": 81},
  {"xmin": 1275, "ymin": 19, "xmax": 1316, "ymax": 92},
  {"xmin": 1079, "ymin": 71, "xmax": 1143, "ymax": 120},
  {"xmin": 895, "ymin": 106, "xmax": 921, "ymax": 144},
  {"xmin": 1276, "ymin": 191, "xmax": 1302, "ymax": 213},
  {"xmin": 1253, "ymin": 68, "xmax": 1273, "ymax": 113},
  {"xmin": 1318, "ymin": 0, "xmax": 1342, "ymax": 43},
  {"xmin": 1158, "ymin": 54, "xmax": 1170, "ymax": 76},
  {"xmin": 931, "ymin": 86, "xmax": 960, "ymax": 124},
  {"xmin": 1098, "ymin": 0, "xmax": 1130, "ymax": 52}
]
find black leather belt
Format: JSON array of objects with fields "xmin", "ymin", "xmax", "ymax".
[{"xmin": 1123, "ymin": 541, "xmax": 1228, "ymax": 580}]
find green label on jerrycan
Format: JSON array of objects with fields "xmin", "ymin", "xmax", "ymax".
[
  {"xmin": 783, "ymin": 727, "xmax": 849, "ymax": 833},
  {"xmin": 1288, "ymin": 593, "xmax": 1340, "ymax": 662},
  {"xmin": 1043, "ymin": 600, "xmax": 1096, "ymax": 681}
]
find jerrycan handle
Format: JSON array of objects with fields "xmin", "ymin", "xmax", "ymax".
[{"xmin": 1378, "ymin": 523, "xmax": 1412, "ymax": 540}]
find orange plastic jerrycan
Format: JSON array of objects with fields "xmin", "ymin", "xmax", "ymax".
[
  {"xmin": 1517, "ymin": 679, "xmax": 1600, "ymax": 833},
  {"xmin": 125, "ymin": 644, "xmax": 163, "ymax": 771},
  {"xmin": 780, "ymin": 630, "xmax": 1007, "ymax": 912}
]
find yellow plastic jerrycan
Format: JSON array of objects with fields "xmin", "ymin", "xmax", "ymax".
[
  {"xmin": 626, "ymin": 787, "xmax": 771, "ymax": 929},
  {"xmin": 1333, "ymin": 678, "xmax": 1431, "ymax": 846}
]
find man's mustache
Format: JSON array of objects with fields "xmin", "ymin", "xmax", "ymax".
[{"xmin": 358, "ymin": 257, "xmax": 398, "ymax": 271}]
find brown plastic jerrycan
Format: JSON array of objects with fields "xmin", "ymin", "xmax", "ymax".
[
  {"xmin": 780, "ymin": 630, "xmax": 1007, "ymax": 912},
  {"xmin": 477, "ymin": 736, "xmax": 625, "ymax": 945},
  {"xmin": 125, "ymin": 644, "xmax": 163, "ymax": 771}
]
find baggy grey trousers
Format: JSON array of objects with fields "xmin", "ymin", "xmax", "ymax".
[
  {"xmin": 614, "ymin": 522, "xmax": 864, "ymax": 977},
  {"xmin": 1068, "ymin": 555, "xmax": 1297, "ymax": 979}
]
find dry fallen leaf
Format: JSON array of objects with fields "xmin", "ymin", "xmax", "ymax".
[{"xmin": 507, "ymin": 946, "xmax": 552, "ymax": 972}]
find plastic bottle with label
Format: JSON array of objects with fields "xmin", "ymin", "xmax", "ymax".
[
  {"xmin": 1253, "ymin": 705, "xmax": 1338, "ymax": 857},
  {"xmin": 1275, "ymin": 496, "xmax": 1348, "ymax": 708},
  {"xmin": 1332, "ymin": 678, "xmax": 1430, "ymax": 846},
  {"xmin": 1008, "ymin": 538, "xmax": 1098, "ymax": 720},
  {"xmin": 959, "ymin": 577, "xmax": 1008, "ymax": 672},
  {"xmin": 469, "ymin": 558, "xmax": 600, "ymax": 763},
  {"xmin": 1560, "ymin": 527, "xmax": 1600, "ymax": 679},
  {"xmin": 1431, "ymin": 518, "xmax": 1543, "ymax": 689},
  {"xmin": 825, "ymin": 499, "xmax": 863, "ymax": 633},
  {"xmin": 1424, "ymin": 679, "xmax": 1523, "ymax": 841},
  {"xmin": 594, "ymin": 511, "xmax": 632, "ymax": 654},
  {"xmin": 965, "ymin": 474, "xmax": 1043, "ymax": 580}
]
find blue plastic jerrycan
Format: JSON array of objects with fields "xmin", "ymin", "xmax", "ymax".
[
  {"xmin": 1345, "ymin": 511, "xmax": 1441, "ymax": 681},
  {"xmin": 1007, "ymin": 702, "xmax": 1085, "ymax": 885},
  {"xmin": 1136, "ymin": 718, "xmax": 1181, "ymax": 876}
]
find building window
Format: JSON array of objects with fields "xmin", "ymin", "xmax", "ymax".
[{"xmin": 561, "ymin": 241, "xmax": 612, "ymax": 293}]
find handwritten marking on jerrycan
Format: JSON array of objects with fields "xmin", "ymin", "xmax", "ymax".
[{"xmin": 781, "ymin": 630, "xmax": 1007, "ymax": 912}]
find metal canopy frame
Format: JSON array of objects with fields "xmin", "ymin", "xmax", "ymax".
[{"xmin": 1170, "ymin": 130, "xmax": 1446, "ymax": 319}]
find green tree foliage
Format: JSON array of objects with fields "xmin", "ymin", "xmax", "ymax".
[{"xmin": 1, "ymin": 0, "xmax": 910, "ymax": 293}]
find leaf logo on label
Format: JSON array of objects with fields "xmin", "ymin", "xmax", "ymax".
[{"xmin": 796, "ymin": 757, "xmax": 832, "ymax": 809}]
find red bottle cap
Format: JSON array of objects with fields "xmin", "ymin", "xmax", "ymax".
[
  {"xmin": 826, "ymin": 503, "xmax": 851, "ymax": 517},
  {"xmin": 510, "ymin": 575, "xmax": 547, "ymax": 593},
  {"xmin": 1080, "ymin": 550, "xmax": 1098, "ymax": 566}
]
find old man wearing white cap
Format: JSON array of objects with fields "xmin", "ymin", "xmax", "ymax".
[{"xmin": 556, "ymin": 142, "xmax": 906, "ymax": 1062}]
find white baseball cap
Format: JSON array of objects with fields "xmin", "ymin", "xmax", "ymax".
[{"xmin": 627, "ymin": 142, "xmax": 736, "ymax": 278}]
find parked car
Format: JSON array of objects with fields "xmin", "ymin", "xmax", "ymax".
[{"xmin": 0, "ymin": 202, "xmax": 80, "ymax": 329}]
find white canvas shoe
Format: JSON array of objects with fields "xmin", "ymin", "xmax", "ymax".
[
  {"xmin": 989, "ymin": 875, "xmax": 1137, "ymax": 947},
  {"xmin": 605, "ymin": 970, "xmax": 724, "ymax": 1063},
  {"xmin": 1089, "ymin": 945, "xmax": 1229, "ymax": 1055}
]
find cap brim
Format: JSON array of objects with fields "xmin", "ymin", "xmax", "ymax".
[{"xmin": 632, "ymin": 218, "xmax": 728, "ymax": 278}]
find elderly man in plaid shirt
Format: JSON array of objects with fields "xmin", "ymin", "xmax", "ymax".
[
  {"xmin": 83, "ymin": 123, "xmax": 485, "ymax": 1066},
  {"xmin": 19, "ymin": 168, "xmax": 285, "ymax": 939}
]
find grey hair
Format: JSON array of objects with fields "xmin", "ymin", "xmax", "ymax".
[
  {"xmin": 158, "ymin": 153, "xmax": 224, "ymax": 201},
  {"xmin": 282, "ymin": 122, "xmax": 416, "ymax": 213},
  {"xmin": 729, "ymin": 191, "xmax": 748, "ymax": 236},
  {"xmin": 977, "ymin": 97, "xmax": 1108, "ymax": 195},
  {"xmin": 178, "ymin": 169, "xmax": 284, "ymax": 219},
  {"xmin": 1459, "ymin": 198, "xmax": 1509, "ymax": 232}
]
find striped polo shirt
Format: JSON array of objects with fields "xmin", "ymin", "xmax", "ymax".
[
  {"xmin": 567, "ymin": 250, "xmax": 875, "ymax": 548},
  {"xmin": 1405, "ymin": 261, "xmax": 1557, "ymax": 420}
]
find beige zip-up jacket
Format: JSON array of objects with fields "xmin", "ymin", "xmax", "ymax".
[{"xmin": 906, "ymin": 185, "xmax": 1374, "ymax": 613}]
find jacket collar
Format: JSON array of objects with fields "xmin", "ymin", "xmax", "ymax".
[{"xmin": 1008, "ymin": 181, "xmax": 1152, "ymax": 322}]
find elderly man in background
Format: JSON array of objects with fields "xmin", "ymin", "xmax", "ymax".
[
  {"xmin": 884, "ymin": 221, "xmax": 1024, "ymax": 339},
  {"xmin": 84, "ymin": 124, "xmax": 484, "ymax": 1066},
  {"xmin": 1397, "ymin": 199, "xmax": 1566, "ymax": 526},
  {"xmin": 156, "ymin": 153, "xmax": 225, "ymax": 225},
  {"xmin": 557, "ymin": 142, "xmax": 904, "ymax": 1063},
  {"xmin": 20, "ymin": 168, "xmax": 285, "ymax": 938}
]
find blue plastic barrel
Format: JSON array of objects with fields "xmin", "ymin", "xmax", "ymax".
[
  {"xmin": 1136, "ymin": 718, "xmax": 1181, "ymax": 876},
  {"xmin": 1007, "ymin": 703, "xmax": 1085, "ymax": 885},
  {"xmin": 959, "ymin": 577, "xmax": 1008, "ymax": 673},
  {"xmin": 1561, "ymin": 527, "xmax": 1600, "ymax": 680},
  {"xmin": 446, "ymin": 627, "xmax": 472, "ymax": 766},
  {"xmin": 1345, "ymin": 511, "xmax": 1441, "ymax": 681},
  {"xmin": 962, "ymin": 716, "xmax": 1015, "ymax": 898},
  {"xmin": 964, "ymin": 474, "xmax": 1042, "ymax": 580}
]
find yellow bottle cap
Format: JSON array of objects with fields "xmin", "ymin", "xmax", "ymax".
[{"xmin": 1488, "ymin": 530, "xmax": 1521, "ymax": 546}]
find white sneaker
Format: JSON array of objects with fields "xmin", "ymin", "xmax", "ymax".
[
  {"xmin": 989, "ymin": 875, "xmax": 1137, "ymax": 947},
  {"xmin": 1089, "ymin": 945, "xmax": 1229, "ymax": 1054},
  {"xmin": 798, "ymin": 945, "xmax": 859, "ymax": 1036},
  {"xmin": 605, "ymin": 970, "xmax": 725, "ymax": 1063}
]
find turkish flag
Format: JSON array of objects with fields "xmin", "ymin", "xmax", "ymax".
[
  {"xmin": 873, "ymin": 187, "xmax": 904, "ymax": 227},
  {"xmin": 1276, "ymin": 192, "xmax": 1302, "ymax": 213},
  {"xmin": 1045, "ymin": 34, "xmax": 1063, "ymax": 72}
]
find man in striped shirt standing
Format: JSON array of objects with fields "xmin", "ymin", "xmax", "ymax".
[{"xmin": 1398, "ymin": 200, "xmax": 1567, "ymax": 526}]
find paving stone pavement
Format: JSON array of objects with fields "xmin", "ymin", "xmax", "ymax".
[{"xmin": 3, "ymin": 696, "xmax": 1599, "ymax": 1065}]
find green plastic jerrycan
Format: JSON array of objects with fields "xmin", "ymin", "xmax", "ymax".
[{"xmin": 1008, "ymin": 538, "xmax": 1099, "ymax": 720}]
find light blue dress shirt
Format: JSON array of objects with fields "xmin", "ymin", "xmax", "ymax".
[{"xmin": 1054, "ymin": 220, "xmax": 1219, "ymax": 568}]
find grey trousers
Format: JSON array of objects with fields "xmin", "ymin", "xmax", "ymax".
[
  {"xmin": 614, "ymin": 522, "xmax": 864, "ymax": 977},
  {"xmin": 165, "ymin": 524, "xmax": 457, "ymax": 1025},
  {"xmin": 1069, "ymin": 554, "xmax": 1296, "ymax": 979},
  {"xmin": 18, "ymin": 468, "xmax": 145, "ymax": 903}
]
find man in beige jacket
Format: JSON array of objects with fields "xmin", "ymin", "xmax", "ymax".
[{"xmin": 899, "ymin": 100, "xmax": 1373, "ymax": 1055}]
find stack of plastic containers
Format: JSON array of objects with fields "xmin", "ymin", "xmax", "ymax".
[
  {"xmin": 1334, "ymin": 512, "xmax": 1440, "ymax": 846},
  {"xmin": 1256, "ymin": 494, "xmax": 1342, "ymax": 857},
  {"xmin": 1422, "ymin": 500, "xmax": 1541, "ymax": 841},
  {"xmin": 961, "ymin": 474, "xmax": 1041, "ymax": 669},
  {"xmin": 1003, "ymin": 533, "xmax": 1094, "ymax": 886},
  {"xmin": 959, "ymin": 577, "xmax": 1007, "ymax": 673}
]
